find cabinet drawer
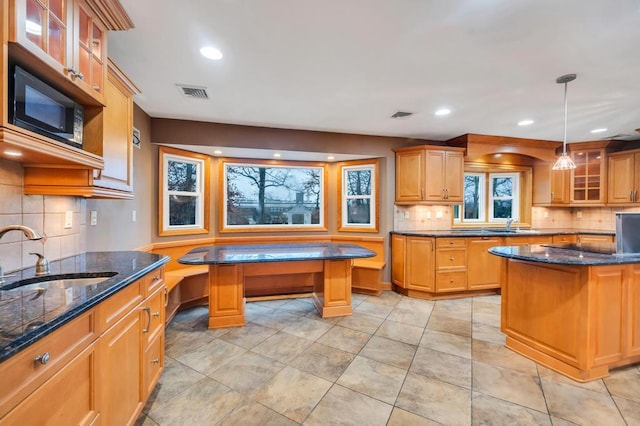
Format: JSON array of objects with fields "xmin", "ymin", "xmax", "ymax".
[
  {"xmin": 436, "ymin": 249, "xmax": 467, "ymax": 269},
  {"xmin": 0, "ymin": 310, "xmax": 97, "ymax": 417},
  {"xmin": 436, "ymin": 271, "xmax": 467, "ymax": 292},
  {"xmin": 578, "ymin": 234, "xmax": 614, "ymax": 244},
  {"xmin": 436, "ymin": 238, "xmax": 467, "ymax": 248},
  {"xmin": 145, "ymin": 267, "xmax": 165, "ymax": 296},
  {"xmin": 142, "ymin": 332, "xmax": 164, "ymax": 400},
  {"xmin": 552, "ymin": 234, "xmax": 577, "ymax": 244},
  {"xmin": 96, "ymin": 279, "xmax": 144, "ymax": 333},
  {"xmin": 142, "ymin": 287, "xmax": 165, "ymax": 347}
]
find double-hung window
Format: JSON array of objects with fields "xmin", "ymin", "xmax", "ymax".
[
  {"xmin": 454, "ymin": 171, "xmax": 522, "ymax": 225},
  {"xmin": 339, "ymin": 161, "xmax": 378, "ymax": 232}
]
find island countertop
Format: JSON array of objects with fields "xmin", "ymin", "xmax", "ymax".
[
  {"xmin": 178, "ymin": 242, "xmax": 376, "ymax": 265},
  {"xmin": 489, "ymin": 243, "xmax": 640, "ymax": 266},
  {"xmin": 0, "ymin": 251, "xmax": 169, "ymax": 362}
]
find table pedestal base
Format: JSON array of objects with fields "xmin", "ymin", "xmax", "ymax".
[{"xmin": 207, "ymin": 259, "xmax": 353, "ymax": 328}]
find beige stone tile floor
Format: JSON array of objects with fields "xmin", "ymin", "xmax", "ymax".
[{"xmin": 137, "ymin": 292, "xmax": 640, "ymax": 425}]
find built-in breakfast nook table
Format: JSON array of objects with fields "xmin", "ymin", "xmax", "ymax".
[{"xmin": 178, "ymin": 243, "xmax": 376, "ymax": 328}]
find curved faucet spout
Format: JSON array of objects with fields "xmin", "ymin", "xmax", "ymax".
[{"xmin": 0, "ymin": 225, "xmax": 43, "ymax": 240}]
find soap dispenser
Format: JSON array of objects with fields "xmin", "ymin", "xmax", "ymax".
[{"xmin": 30, "ymin": 253, "xmax": 51, "ymax": 276}]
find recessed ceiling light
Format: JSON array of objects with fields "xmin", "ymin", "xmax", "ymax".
[
  {"xmin": 4, "ymin": 150, "xmax": 22, "ymax": 157},
  {"xmin": 518, "ymin": 119, "xmax": 534, "ymax": 126},
  {"xmin": 213, "ymin": 150, "xmax": 222, "ymax": 155},
  {"xmin": 200, "ymin": 46, "xmax": 223, "ymax": 60},
  {"xmin": 327, "ymin": 156, "xmax": 335, "ymax": 160},
  {"xmin": 590, "ymin": 128, "xmax": 608, "ymax": 134},
  {"xmin": 434, "ymin": 108, "xmax": 451, "ymax": 116},
  {"xmin": 273, "ymin": 153, "xmax": 281, "ymax": 158}
]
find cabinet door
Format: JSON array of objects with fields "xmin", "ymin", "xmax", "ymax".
[
  {"xmin": 608, "ymin": 153, "xmax": 635, "ymax": 203},
  {"xmin": 468, "ymin": 237, "xmax": 503, "ymax": 290},
  {"xmin": 533, "ymin": 163, "xmax": 569, "ymax": 205},
  {"xmin": 628, "ymin": 265, "xmax": 640, "ymax": 357},
  {"xmin": 424, "ymin": 150, "xmax": 446, "ymax": 201},
  {"xmin": 11, "ymin": 0, "xmax": 73, "ymax": 74},
  {"xmin": 395, "ymin": 151, "xmax": 424, "ymax": 202},
  {"xmin": 444, "ymin": 150, "xmax": 464, "ymax": 202},
  {"xmin": 75, "ymin": 0, "xmax": 107, "ymax": 98},
  {"xmin": 571, "ymin": 149, "xmax": 604, "ymax": 204},
  {"xmin": 391, "ymin": 234, "xmax": 406, "ymax": 286},
  {"xmin": 99, "ymin": 306, "xmax": 143, "ymax": 426},
  {"xmin": 93, "ymin": 61, "xmax": 136, "ymax": 192},
  {"xmin": 2, "ymin": 343, "xmax": 100, "ymax": 425},
  {"xmin": 406, "ymin": 237, "xmax": 435, "ymax": 291},
  {"xmin": 550, "ymin": 169, "xmax": 570, "ymax": 204}
]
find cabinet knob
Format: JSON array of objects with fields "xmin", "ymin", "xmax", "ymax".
[
  {"xmin": 152, "ymin": 311, "xmax": 160, "ymax": 318},
  {"xmin": 450, "ymin": 257, "xmax": 455, "ymax": 261},
  {"xmin": 152, "ymin": 358, "xmax": 160, "ymax": 365},
  {"xmin": 34, "ymin": 352, "xmax": 51, "ymax": 365}
]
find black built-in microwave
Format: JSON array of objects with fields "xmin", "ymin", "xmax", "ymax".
[{"xmin": 8, "ymin": 64, "xmax": 84, "ymax": 149}]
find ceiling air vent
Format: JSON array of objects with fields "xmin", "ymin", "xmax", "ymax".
[
  {"xmin": 176, "ymin": 84, "xmax": 209, "ymax": 100},
  {"xmin": 391, "ymin": 111, "xmax": 413, "ymax": 118}
]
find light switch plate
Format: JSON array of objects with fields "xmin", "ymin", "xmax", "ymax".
[
  {"xmin": 90, "ymin": 211, "xmax": 97, "ymax": 226},
  {"xmin": 64, "ymin": 211, "xmax": 73, "ymax": 229},
  {"xmin": 132, "ymin": 210, "xmax": 137, "ymax": 222}
]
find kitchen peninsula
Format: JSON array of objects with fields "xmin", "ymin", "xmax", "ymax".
[
  {"xmin": 490, "ymin": 243, "xmax": 640, "ymax": 382},
  {"xmin": 178, "ymin": 243, "xmax": 376, "ymax": 328}
]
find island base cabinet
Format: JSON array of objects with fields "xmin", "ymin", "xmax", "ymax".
[{"xmin": 501, "ymin": 259, "xmax": 640, "ymax": 382}]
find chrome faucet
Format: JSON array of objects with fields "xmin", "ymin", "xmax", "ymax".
[
  {"xmin": 505, "ymin": 218, "xmax": 515, "ymax": 232},
  {"xmin": 0, "ymin": 225, "xmax": 45, "ymax": 284}
]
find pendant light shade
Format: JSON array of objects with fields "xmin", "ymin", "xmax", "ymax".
[{"xmin": 552, "ymin": 74, "xmax": 577, "ymax": 170}]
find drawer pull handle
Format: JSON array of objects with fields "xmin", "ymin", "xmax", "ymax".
[
  {"xmin": 450, "ymin": 279, "xmax": 454, "ymax": 283},
  {"xmin": 153, "ymin": 275, "xmax": 161, "ymax": 282},
  {"xmin": 450, "ymin": 257, "xmax": 455, "ymax": 261},
  {"xmin": 34, "ymin": 352, "xmax": 51, "ymax": 365},
  {"xmin": 142, "ymin": 307, "xmax": 151, "ymax": 333},
  {"xmin": 152, "ymin": 311, "xmax": 160, "ymax": 318},
  {"xmin": 164, "ymin": 286, "xmax": 169, "ymax": 307},
  {"xmin": 449, "ymin": 241, "xmax": 454, "ymax": 245},
  {"xmin": 152, "ymin": 358, "xmax": 160, "ymax": 365}
]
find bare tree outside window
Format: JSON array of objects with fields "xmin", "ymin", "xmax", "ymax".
[
  {"xmin": 339, "ymin": 160, "xmax": 379, "ymax": 232},
  {"xmin": 222, "ymin": 160, "xmax": 326, "ymax": 231}
]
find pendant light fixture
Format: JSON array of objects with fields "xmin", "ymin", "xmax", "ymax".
[{"xmin": 552, "ymin": 73, "xmax": 577, "ymax": 170}]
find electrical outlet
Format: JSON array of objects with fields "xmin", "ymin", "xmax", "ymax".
[
  {"xmin": 576, "ymin": 211, "xmax": 583, "ymax": 218},
  {"xmin": 64, "ymin": 211, "xmax": 73, "ymax": 229},
  {"xmin": 90, "ymin": 211, "xmax": 97, "ymax": 226},
  {"xmin": 425, "ymin": 211, "xmax": 432, "ymax": 219},
  {"xmin": 436, "ymin": 210, "xmax": 443, "ymax": 219},
  {"xmin": 544, "ymin": 211, "xmax": 549, "ymax": 218},
  {"xmin": 132, "ymin": 210, "xmax": 137, "ymax": 222},
  {"xmin": 404, "ymin": 211, "xmax": 410, "ymax": 219}
]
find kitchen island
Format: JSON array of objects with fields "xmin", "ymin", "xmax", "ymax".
[
  {"xmin": 489, "ymin": 243, "xmax": 640, "ymax": 382},
  {"xmin": 178, "ymin": 243, "xmax": 376, "ymax": 328}
]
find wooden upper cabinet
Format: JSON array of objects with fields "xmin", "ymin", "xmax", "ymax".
[
  {"xmin": 533, "ymin": 162, "xmax": 569, "ymax": 205},
  {"xmin": 23, "ymin": 59, "xmax": 139, "ymax": 198},
  {"xmin": 394, "ymin": 146, "xmax": 465, "ymax": 204},
  {"xmin": 608, "ymin": 150, "xmax": 640, "ymax": 204},
  {"xmin": 10, "ymin": 0, "xmax": 108, "ymax": 104},
  {"xmin": 570, "ymin": 148, "xmax": 606, "ymax": 204}
]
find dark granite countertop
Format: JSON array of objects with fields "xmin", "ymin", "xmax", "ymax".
[
  {"xmin": 489, "ymin": 244, "xmax": 640, "ymax": 266},
  {"xmin": 0, "ymin": 251, "xmax": 169, "ymax": 363},
  {"xmin": 178, "ymin": 243, "xmax": 376, "ymax": 265},
  {"xmin": 391, "ymin": 228, "xmax": 615, "ymax": 238}
]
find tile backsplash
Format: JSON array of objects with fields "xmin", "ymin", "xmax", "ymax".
[
  {"xmin": 394, "ymin": 204, "xmax": 640, "ymax": 232},
  {"xmin": 0, "ymin": 159, "xmax": 86, "ymax": 274}
]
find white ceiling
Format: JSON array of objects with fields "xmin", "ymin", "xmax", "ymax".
[{"xmin": 108, "ymin": 0, "xmax": 640, "ymax": 148}]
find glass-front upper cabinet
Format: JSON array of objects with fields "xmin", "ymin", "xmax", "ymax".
[
  {"xmin": 571, "ymin": 148, "xmax": 605, "ymax": 204},
  {"xmin": 76, "ymin": 0, "xmax": 106, "ymax": 95},
  {"xmin": 13, "ymin": 0, "xmax": 72, "ymax": 71}
]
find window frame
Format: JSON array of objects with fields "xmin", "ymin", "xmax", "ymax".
[
  {"xmin": 488, "ymin": 172, "xmax": 520, "ymax": 222},
  {"xmin": 338, "ymin": 159, "xmax": 379, "ymax": 233},
  {"xmin": 219, "ymin": 158, "xmax": 328, "ymax": 233},
  {"xmin": 158, "ymin": 146, "xmax": 211, "ymax": 236},
  {"xmin": 453, "ymin": 163, "xmax": 532, "ymax": 228}
]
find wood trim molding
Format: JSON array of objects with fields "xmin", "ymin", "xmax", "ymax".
[
  {"xmin": 85, "ymin": 0, "xmax": 134, "ymax": 31},
  {"xmin": 337, "ymin": 158, "xmax": 380, "ymax": 233}
]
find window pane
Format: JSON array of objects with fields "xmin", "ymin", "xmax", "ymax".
[
  {"xmin": 347, "ymin": 199, "xmax": 371, "ymax": 224},
  {"xmin": 493, "ymin": 200, "xmax": 512, "ymax": 218},
  {"xmin": 492, "ymin": 177, "xmax": 512, "ymax": 197},
  {"xmin": 169, "ymin": 195, "xmax": 197, "ymax": 225},
  {"xmin": 464, "ymin": 175, "xmax": 481, "ymax": 219},
  {"xmin": 346, "ymin": 170, "xmax": 371, "ymax": 196},
  {"xmin": 168, "ymin": 161, "xmax": 198, "ymax": 192}
]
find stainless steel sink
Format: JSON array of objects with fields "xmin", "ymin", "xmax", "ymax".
[{"xmin": 0, "ymin": 272, "xmax": 117, "ymax": 292}]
